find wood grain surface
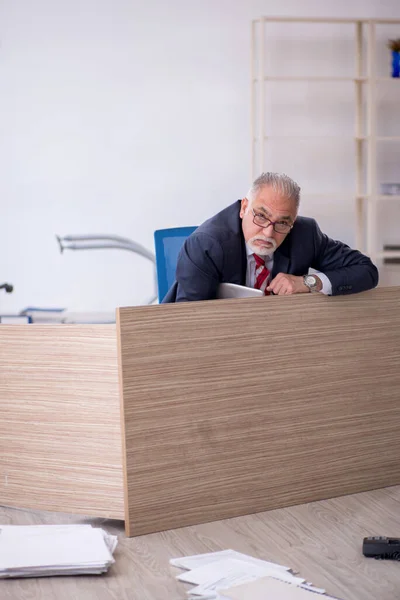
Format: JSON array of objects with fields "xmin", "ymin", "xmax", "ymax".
[
  {"xmin": 1, "ymin": 485, "xmax": 400, "ymax": 600},
  {"xmin": 117, "ymin": 287, "xmax": 400, "ymax": 536},
  {"xmin": 0, "ymin": 325, "xmax": 124, "ymax": 518}
]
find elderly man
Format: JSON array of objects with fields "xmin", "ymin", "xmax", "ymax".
[{"xmin": 162, "ymin": 172, "xmax": 378, "ymax": 302}]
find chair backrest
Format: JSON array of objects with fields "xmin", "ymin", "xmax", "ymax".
[{"xmin": 154, "ymin": 226, "xmax": 197, "ymax": 302}]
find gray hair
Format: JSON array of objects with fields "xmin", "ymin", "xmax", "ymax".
[{"xmin": 247, "ymin": 172, "xmax": 301, "ymax": 210}]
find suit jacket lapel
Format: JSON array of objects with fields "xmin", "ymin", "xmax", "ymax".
[
  {"xmin": 228, "ymin": 200, "xmax": 247, "ymax": 285},
  {"xmin": 271, "ymin": 234, "xmax": 291, "ymax": 278},
  {"xmin": 272, "ymin": 251, "xmax": 290, "ymax": 278},
  {"xmin": 240, "ymin": 232, "xmax": 247, "ymax": 285}
]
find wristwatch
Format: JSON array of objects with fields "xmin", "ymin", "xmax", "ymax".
[{"xmin": 303, "ymin": 274, "xmax": 318, "ymax": 292}]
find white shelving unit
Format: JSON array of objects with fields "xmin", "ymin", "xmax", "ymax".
[{"xmin": 251, "ymin": 17, "xmax": 400, "ymax": 263}]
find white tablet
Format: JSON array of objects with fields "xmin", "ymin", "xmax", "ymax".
[{"xmin": 216, "ymin": 283, "xmax": 264, "ymax": 299}]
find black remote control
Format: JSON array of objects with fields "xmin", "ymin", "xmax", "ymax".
[{"xmin": 363, "ymin": 536, "xmax": 400, "ymax": 560}]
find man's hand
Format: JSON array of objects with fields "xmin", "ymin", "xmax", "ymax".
[{"xmin": 267, "ymin": 273, "xmax": 322, "ymax": 295}]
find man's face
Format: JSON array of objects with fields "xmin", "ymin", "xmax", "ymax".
[{"xmin": 240, "ymin": 185, "xmax": 297, "ymax": 256}]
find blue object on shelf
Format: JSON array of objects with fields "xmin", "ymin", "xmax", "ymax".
[
  {"xmin": 154, "ymin": 227, "xmax": 197, "ymax": 302},
  {"xmin": 392, "ymin": 50, "xmax": 400, "ymax": 78}
]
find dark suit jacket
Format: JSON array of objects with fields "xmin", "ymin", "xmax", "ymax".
[{"xmin": 162, "ymin": 200, "xmax": 378, "ymax": 302}]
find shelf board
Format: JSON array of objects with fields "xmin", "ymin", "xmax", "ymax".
[
  {"xmin": 256, "ymin": 135, "xmax": 400, "ymax": 142},
  {"xmin": 373, "ymin": 19, "xmax": 400, "ymax": 24},
  {"xmin": 377, "ymin": 251, "xmax": 400, "ymax": 259},
  {"xmin": 357, "ymin": 195, "xmax": 400, "ymax": 201},
  {"xmin": 356, "ymin": 77, "xmax": 400, "ymax": 83},
  {"xmin": 253, "ymin": 76, "xmax": 400, "ymax": 83},
  {"xmin": 300, "ymin": 193, "xmax": 356, "ymax": 197},
  {"xmin": 255, "ymin": 17, "xmax": 366, "ymax": 24},
  {"xmin": 259, "ymin": 76, "xmax": 367, "ymax": 82},
  {"xmin": 376, "ymin": 137, "xmax": 400, "ymax": 141},
  {"xmin": 260, "ymin": 136, "xmax": 366, "ymax": 140},
  {"xmin": 254, "ymin": 17, "xmax": 400, "ymax": 24},
  {"xmin": 355, "ymin": 136, "xmax": 400, "ymax": 142}
]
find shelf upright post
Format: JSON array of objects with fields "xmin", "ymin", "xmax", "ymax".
[
  {"xmin": 366, "ymin": 20, "xmax": 378, "ymax": 261},
  {"xmin": 258, "ymin": 17, "xmax": 265, "ymax": 175},
  {"xmin": 251, "ymin": 19, "xmax": 256, "ymax": 180},
  {"xmin": 355, "ymin": 20, "xmax": 365, "ymax": 251}
]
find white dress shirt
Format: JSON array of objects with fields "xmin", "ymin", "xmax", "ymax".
[{"xmin": 245, "ymin": 244, "xmax": 332, "ymax": 295}]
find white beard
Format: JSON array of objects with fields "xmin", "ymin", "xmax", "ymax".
[{"xmin": 248, "ymin": 236, "xmax": 277, "ymax": 256}]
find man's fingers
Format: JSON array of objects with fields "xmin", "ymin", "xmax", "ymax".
[
  {"xmin": 267, "ymin": 275, "xmax": 288, "ymax": 295},
  {"xmin": 266, "ymin": 278, "xmax": 277, "ymax": 293},
  {"xmin": 266, "ymin": 276, "xmax": 278, "ymax": 292},
  {"xmin": 267, "ymin": 273, "xmax": 301, "ymax": 295},
  {"xmin": 270, "ymin": 280, "xmax": 285, "ymax": 295},
  {"xmin": 268, "ymin": 281, "xmax": 295, "ymax": 295}
]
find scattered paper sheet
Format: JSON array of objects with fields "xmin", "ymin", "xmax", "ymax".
[
  {"xmin": 218, "ymin": 576, "xmax": 340, "ymax": 600},
  {"xmin": 170, "ymin": 549, "xmax": 290, "ymax": 572},
  {"xmin": 177, "ymin": 556, "xmax": 304, "ymax": 598},
  {"xmin": 170, "ymin": 549, "xmax": 342, "ymax": 600}
]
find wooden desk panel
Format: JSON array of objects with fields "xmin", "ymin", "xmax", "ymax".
[
  {"xmin": 117, "ymin": 287, "xmax": 400, "ymax": 536},
  {"xmin": 0, "ymin": 325, "xmax": 124, "ymax": 518}
]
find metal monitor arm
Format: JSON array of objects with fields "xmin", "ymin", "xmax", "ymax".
[{"xmin": 56, "ymin": 234, "xmax": 157, "ymax": 305}]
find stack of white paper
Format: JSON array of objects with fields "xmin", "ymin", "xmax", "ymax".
[
  {"xmin": 19, "ymin": 307, "xmax": 66, "ymax": 323},
  {"xmin": 170, "ymin": 550, "xmax": 340, "ymax": 600},
  {"xmin": 0, "ymin": 524, "xmax": 118, "ymax": 578},
  {"xmin": 62, "ymin": 311, "xmax": 116, "ymax": 324}
]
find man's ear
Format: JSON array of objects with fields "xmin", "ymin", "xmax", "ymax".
[{"xmin": 240, "ymin": 197, "xmax": 248, "ymax": 219}]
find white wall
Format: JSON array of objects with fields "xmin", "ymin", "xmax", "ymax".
[{"xmin": 1, "ymin": 0, "xmax": 399, "ymax": 312}]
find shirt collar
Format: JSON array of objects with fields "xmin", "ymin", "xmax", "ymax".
[{"xmin": 246, "ymin": 243, "xmax": 273, "ymax": 262}]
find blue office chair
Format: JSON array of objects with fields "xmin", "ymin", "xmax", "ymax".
[{"xmin": 154, "ymin": 227, "xmax": 197, "ymax": 302}]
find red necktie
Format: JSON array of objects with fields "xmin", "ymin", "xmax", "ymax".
[{"xmin": 253, "ymin": 254, "xmax": 270, "ymax": 295}]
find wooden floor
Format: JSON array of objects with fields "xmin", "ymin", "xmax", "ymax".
[{"xmin": 1, "ymin": 486, "xmax": 400, "ymax": 600}]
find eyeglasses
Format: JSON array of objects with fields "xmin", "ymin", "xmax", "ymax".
[{"xmin": 251, "ymin": 209, "xmax": 293, "ymax": 234}]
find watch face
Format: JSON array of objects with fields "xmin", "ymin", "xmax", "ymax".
[{"xmin": 306, "ymin": 275, "xmax": 317, "ymax": 286}]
